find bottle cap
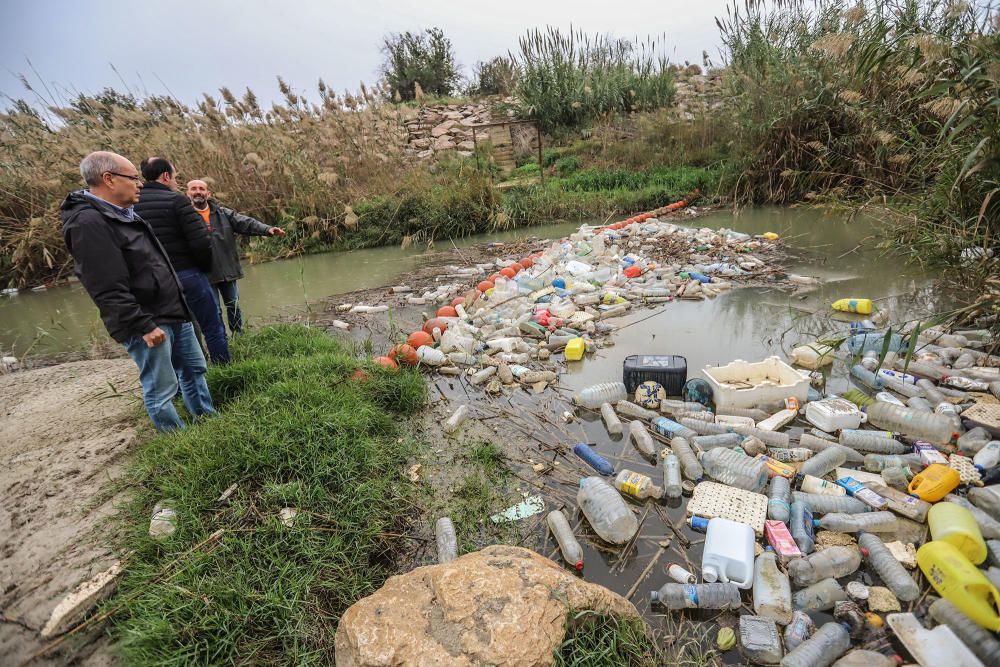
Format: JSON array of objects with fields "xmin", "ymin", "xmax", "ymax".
[
  {"xmin": 702, "ymin": 565, "xmax": 718, "ymax": 583},
  {"xmin": 574, "ymin": 561, "xmax": 584, "ymax": 571}
]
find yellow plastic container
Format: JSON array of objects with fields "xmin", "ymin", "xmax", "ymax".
[
  {"xmin": 928, "ymin": 502, "xmax": 987, "ymax": 564},
  {"xmin": 908, "ymin": 463, "xmax": 961, "ymax": 502},
  {"xmin": 917, "ymin": 540, "xmax": 1000, "ymax": 631},
  {"xmin": 832, "ymin": 298, "xmax": 874, "ymax": 315},
  {"xmin": 565, "ymin": 337, "xmax": 586, "ymax": 361}
]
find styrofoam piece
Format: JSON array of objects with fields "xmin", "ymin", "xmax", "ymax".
[
  {"xmin": 949, "ymin": 454, "xmax": 981, "ymax": 484},
  {"xmin": 805, "ymin": 398, "xmax": 867, "ymax": 432},
  {"xmin": 885, "ymin": 613, "xmax": 984, "ymax": 667},
  {"xmin": 687, "ymin": 481, "xmax": 768, "ymax": 535},
  {"xmin": 702, "ymin": 357, "xmax": 810, "ymax": 410}
]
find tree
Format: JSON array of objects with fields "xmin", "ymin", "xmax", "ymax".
[{"xmin": 380, "ymin": 28, "xmax": 460, "ymax": 101}]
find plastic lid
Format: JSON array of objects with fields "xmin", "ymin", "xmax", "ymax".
[
  {"xmin": 574, "ymin": 561, "xmax": 584, "ymax": 571},
  {"xmin": 702, "ymin": 565, "xmax": 718, "ymax": 583}
]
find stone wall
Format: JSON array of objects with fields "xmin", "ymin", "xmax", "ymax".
[{"xmin": 402, "ymin": 98, "xmax": 517, "ymax": 159}]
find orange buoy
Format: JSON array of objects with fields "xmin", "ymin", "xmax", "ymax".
[
  {"xmin": 519, "ymin": 257, "xmax": 534, "ymax": 268},
  {"xmin": 436, "ymin": 305, "xmax": 458, "ymax": 318},
  {"xmin": 624, "ymin": 265, "xmax": 642, "ymax": 278},
  {"xmin": 374, "ymin": 356, "xmax": 398, "ymax": 370},
  {"xmin": 422, "ymin": 317, "xmax": 449, "ymax": 335},
  {"xmin": 477, "ymin": 280, "xmax": 495, "ymax": 293},
  {"xmin": 500, "ymin": 267, "xmax": 517, "ymax": 279},
  {"xmin": 510, "ymin": 262, "xmax": 524, "ymax": 274},
  {"xmin": 389, "ymin": 344, "xmax": 418, "ymax": 366},
  {"xmin": 407, "ymin": 330, "xmax": 434, "ymax": 349},
  {"xmin": 450, "ymin": 296, "xmax": 465, "ymax": 308},
  {"xmin": 488, "ymin": 272, "xmax": 502, "ymax": 283}
]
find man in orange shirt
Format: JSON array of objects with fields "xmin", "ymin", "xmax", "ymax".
[{"xmin": 186, "ymin": 179, "xmax": 284, "ymax": 334}]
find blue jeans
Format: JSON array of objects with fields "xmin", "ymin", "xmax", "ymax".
[
  {"xmin": 215, "ymin": 280, "xmax": 244, "ymax": 334},
  {"xmin": 124, "ymin": 322, "xmax": 216, "ymax": 433},
  {"xmin": 176, "ymin": 268, "xmax": 230, "ymax": 364}
]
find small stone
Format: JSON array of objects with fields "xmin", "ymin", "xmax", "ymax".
[
  {"xmin": 846, "ymin": 581, "xmax": 869, "ymax": 601},
  {"xmin": 562, "ymin": 411, "xmax": 574, "ymax": 423},
  {"xmin": 407, "ymin": 464, "xmax": 422, "ymax": 482},
  {"xmin": 538, "ymin": 349, "xmax": 551, "ymax": 360},
  {"xmin": 885, "ymin": 541, "xmax": 917, "ymax": 569},
  {"xmin": 532, "ymin": 463, "xmax": 545, "ymax": 473},
  {"xmin": 278, "ymin": 507, "xmax": 298, "ymax": 527},
  {"xmin": 40, "ymin": 563, "xmax": 123, "ymax": 638},
  {"xmin": 816, "ymin": 531, "xmax": 856, "ymax": 548},
  {"xmin": 866, "ymin": 586, "xmax": 900, "ymax": 612}
]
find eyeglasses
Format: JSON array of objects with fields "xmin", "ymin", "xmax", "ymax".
[{"xmin": 106, "ymin": 172, "xmax": 142, "ymax": 183}]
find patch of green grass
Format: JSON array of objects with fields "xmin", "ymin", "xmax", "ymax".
[
  {"xmin": 107, "ymin": 324, "xmax": 426, "ymax": 664},
  {"xmin": 556, "ymin": 610, "xmax": 656, "ymax": 667}
]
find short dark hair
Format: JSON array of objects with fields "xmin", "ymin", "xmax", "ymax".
[{"xmin": 140, "ymin": 157, "xmax": 174, "ymax": 181}]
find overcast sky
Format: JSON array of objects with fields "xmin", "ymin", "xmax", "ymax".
[{"xmin": 1, "ymin": 0, "xmax": 731, "ymax": 110}]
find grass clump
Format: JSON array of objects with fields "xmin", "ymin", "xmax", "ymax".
[
  {"xmin": 555, "ymin": 610, "xmax": 656, "ymax": 667},
  {"xmin": 108, "ymin": 324, "xmax": 426, "ymax": 664}
]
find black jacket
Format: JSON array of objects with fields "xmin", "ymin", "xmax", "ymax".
[
  {"xmin": 202, "ymin": 202, "xmax": 272, "ymax": 284},
  {"xmin": 61, "ymin": 191, "xmax": 189, "ymax": 342},
  {"xmin": 134, "ymin": 181, "xmax": 213, "ymax": 272}
]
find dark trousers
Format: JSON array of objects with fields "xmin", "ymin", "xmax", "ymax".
[
  {"xmin": 214, "ymin": 279, "xmax": 243, "ymax": 334},
  {"xmin": 176, "ymin": 268, "xmax": 230, "ymax": 364}
]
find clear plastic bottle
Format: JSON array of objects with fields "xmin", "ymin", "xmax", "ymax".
[
  {"xmin": 780, "ymin": 622, "xmax": 851, "ymax": 667},
  {"xmin": 693, "ymin": 433, "xmax": 744, "ymax": 450},
  {"xmin": 753, "ymin": 550, "xmax": 793, "ymax": 624},
  {"xmin": 944, "ymin": 493, "xmax": 1000, "ymax": 540},
  {"xmin": 649, "ymin": 583, "xmax": 742, "ymax": 610},
  {"xmin": 547, "ymin": 509, "xmax": 584, "ymax": 570},
  {"xmin": 768, "ymin": 476, "xmax": 792, "ymax": 522},
  {"xmin": 443, "ymin": 405, "xmax": 470, "ymax": 435},
  {"xmin": 916, "ymin": 378, "xmax": 946, "ymax": 404},
  {"xmin": 717, "ymin": 406, "xmax": 770, "ymax": 421},
  {"xmin": 969, "ymin": 486, "xmax": 1000, "ymax": 522},
  {"xmin": 768, "ymin": 447, "xmax": 814, "ymax": 463},
  {"xmin": 799, "ymin": 433, "xmax": 864, "ymax": 464},
  {"xmin": 858, "ymin": 532, "xmax": 919, "ymax": 602},
  {"xmin": 435, "ymin": 517, "xmax": 458, "ymax": 563},
  {"xmin": 838, "ymin": 429, "xmax": 908, "ymax": 454},
  {"xmin": 793, "ymin": 578, "xmax": 848, "ymax": 611},
  {"xmin": 928, "ymin": 597, "xmax": 1000, "ymax": 666},
  {"xmin": 880, "ymin": 466, "xmax": 912, "ymax": 491},
  {"xmin": 735, "ymin": 425, "xmax": 791, "ymax": 448},
  {"xmin": 614, "ymin": 469, "xmax": 662, "ymax": 500},
  {"xmin": 790, "ymin": 500, "xmax": 815, "ymax": 554},
  {"xmin": 958, "ymin": 427, "xmax": 994, "ymax": 455},
  {"xmin": 574, "ymin": 381, "xmax": 627, "ymax": 409},
  {"xmin": 652, "ymin": 416, "xmax": 699, "ymax": 440},
  {"xmin": 660, "ymin": 399, "xmax": 710, "ymax": 416},
  {"xmin": 740, "ymin": 615, "xmax": 784, "ymax": 665},
  {"xmin": 577, "ymin": 476, "xmax": 638, "ymax": 544},
  {"xmin": 788, "ymin": 546, "xmax": 862, "ymax": 586},
  {"xmin": 681, "ymin": 410, "xmax": 716, "ymax": 422},
  {"xmin": 677, "ymin": 416, "xmax": 729, "ymax": 436},
  {"xmin": 975, "ymin": 441, "xmax": 1000, "ymax": 468},
  {"xmin": 628, "ymin": 420, "xmax": 656, "ymax": 459},
  {"xmin": 906, "ymin": 396, "xmax": 933, "ymax": 412},
  {"xmin": 700, "ymin": 447, "xmax": 768, "ymax": 492},
  {"xmin": 865, "ymin": 401, "xmax": 959, "ymax": 445},
  {"xmin": 600, "ymin": 402, "xmax": 623, "ymax": 436},
  {"xmin": 833, "ymin": 650, "xmax": 897, "ymax": 667},
  {"xmin": 149, "ymin": 500, "xmax": 177, "ymax": 539},
  {"xmin": 850, "ymin": 364, "xmax": 885, "ymax": 391},
  {"xmin": 670, "ymin": 437, "xmax": 703, "ymax": 481},
  {"xmin": 792, "ymin": 491, "xmax": 868, "ymax": 515},
  {"xmin": 863, "ymin": 453, "xmax": 919, "ymax": 472},
  {"xmin": 818, "ymin": 511, "xmax": 899, "ymax": 533},
  {"xmin": 616, "ymin": 399, "xmax": 658, "ymax": 421},
  {"xmin": 469, "ymin": 366, "xmax": 496, "ymax": 386},
  {"xmin": 798, "ymin": 447, "xmax": 847, "ymax": 478},
  {"xmin": 662, "ymin": 453, "xmax": 682, "ymax": 498},
  {"xmin": 783, "ymin": 610, "xmax": 815, "ymax": 652}
]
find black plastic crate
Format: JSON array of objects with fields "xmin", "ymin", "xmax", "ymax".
[{"xmin": 623, "ymin": 355, "xmax": 687, "ymax": 396}]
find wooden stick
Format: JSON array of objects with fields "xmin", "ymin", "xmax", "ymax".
[{"xmin": 625, "ymin": 545, "xmax": 666, "ymax": 600}]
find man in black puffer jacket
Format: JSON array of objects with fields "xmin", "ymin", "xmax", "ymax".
[
  {"xmin": 62, "ymin": 151, "xmax": 215, "ymax": 432},
  {"xmin": 135, "ymin": 157, "xmax": 229, "ymax": 363}
]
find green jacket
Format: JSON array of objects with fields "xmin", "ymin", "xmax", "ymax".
[{"xmin": 203, "ymin": 201, "xmax": 272, "ymax": 284}]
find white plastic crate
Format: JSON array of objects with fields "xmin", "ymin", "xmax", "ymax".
[
  {"xmin": 687, "ymin": 481, "xmax": 768, "ymax": 535},
  {"xmin": 702, "ymin": 356, "xmax": 810, "ymax": 411}
]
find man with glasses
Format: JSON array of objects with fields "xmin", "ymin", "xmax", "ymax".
[
  {"xmin": 61, "ymin": 151, "xmax": 215, "ymax": 432},
  {"xmin": 135, "ymin": 157, "xmax": 229, "ymax": 363}
]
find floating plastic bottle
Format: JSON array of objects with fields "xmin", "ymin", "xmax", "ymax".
[
  {"xmin": 790, "ymin": 500, "xmax": 815, "ymax": 554},
  {"xmin": 628, "ymin": 420, "xmax": 656, "ymax": 459},
  {"xmin": 783, "ymin": 611, "xmax": 815, "ymax": 652},
  {"xmin": 435, "ymin": 517, "xmax": 458, "ymax": 563},
  {"xmin": 945, "ymin": 493, "xmax": 1000, "ymax": 540},
  {"xmin": 857, "ymin": 532, "xmax": 919, "ymax": 602},
  {"xmin": 547, "ymin": 510, "xmax": 583, "ymax": 570},
  {"xmin": 740, "ymin": 615, "xmax": 784, "ymax": 665},
  {"xmin": 792, "ymin": 491, "xmax": 868, "ymax": 516},
  {"xmin": 928, "ymin": 598, "xmax": 1000, "ymax": 667},
  {"xmin": 767, "ymin": 447, "xmax": 813, "ymax": 463},
  {"xmin": 616, "ymin": 399, "xmax": 658, "ymax": 421},
  {"xmin": 670, "ymin": 437, "xmax": 703, "ymax": 481},
  {"xmin": 650, "ymin": 583, "xmax": 742, "ymax": 610},
  {"xmin": 662, "ymin": 453, "xmax": 682, "ymax": 499},
  {"xmin": 788, "ymin": 546, "xmax": 862, "ymax": 586},
  {"xmin": 906, "ymin": 396, "xmax": 933, "ymax": 412},
  {"xmin": 799, "ymin": 433, "xmax": 864, "ymax": 464},
  {"xmin": 768, "ymin": 476, "xmax": 791, "ymax": 522},
  {"xmin": 676, "ymin": 416, "xmax": 728, "ymax": 436},
  {"xmin": 838, "ymin": 429, "xmax": 908, "ymax": 454},
  {"xmin": 577, "ymin": 476, "xmax": 638, "ymax": 544},
  {"xmin": 850, "ymin": 364, "xmax": 885, "ymax": 391},
  {"xmin": 573, "ymin": 443, "xmax": 614, "ymax": 476},
  {"xmin": 600, "ymin": 402, "xmax": 623, "ymax": 436},
  {"xmin": 974, "ymin": 441, "xmax": 1000, "ymax": 469},
  {"xmin": 443, "ymin": 405, "xmax": 470, "ymax": 435},
  {"xmin": 614, "ymin": 469, "xmax": 662, "ymax": 500},
  {"xmin": 863, "ymin": 453, "xmax": 919, "ymax": 472},
  {"xmin": 717, "ymin": 406, "xmax": 770, "ymax": 421},
  {"xmin": 865, "ymin": 485, "xmax": 929, "ymax": 524},
  {"xmin": 818, "ymin": 511, "xmax": 898, "ymax": 533},
  {"xmin": 735, "ymin": 425, "xmax": 791, "ymax": 448},
  {"xmin": 798, "ymin": 447, "xmax": 846, "ymax": 478},
  {"xmin": 469, "ymin": 366, "xmax": 496, "ymax": 386},
  {"xmin": 800, "ymin": 474, "xmax": 846, "ymax": 496},
  {"xmin": 880, "ymin": 466, "xmax": 911, "ymax": 491},
  {"xmin": 700, "ymin": 447, "xmax": 768, "ymax": 492},
  {"xmin": 753, "ymin": 550, "xmax": 793, "ymax": 624},
  {"xmin": 692, "ymin": 433, "xmax": 743, "ymax": 450},
  {"xmin": 846, "ymin": 330, "xmax": 904, "ymax": 354},
  {"xmin": 957, "ymin": 427, "xmax": 993, "ymax": 455},
  {"xmin": 573, "ymin": 381, "xmax": 627, "ymax": 409},
  {"xmin": 780, "ymin": 622, "xmax": 851, "ymax": 667},
  {"xmin": 793, "ymin": 578, "xmax": 848, "ymax": 611},
  {"xmin": 866, "ymin": 401, "xmax": 959, "ymax": 445},
  {"xmin": 652, "ymin": 416, "xmax": 699, "ymax": 440},
  {"xmin": 833, "ymin": 650, "xmax": 897, "ymax": 667},
  {"xmin": 969, "ymin": 485, "xmax": 1000, "ymax": 520},
  {"xmin": 660, "ymin": 399, "xmax": 710, "ymax": 416}
]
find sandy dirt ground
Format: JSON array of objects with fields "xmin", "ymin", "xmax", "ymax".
[{"xmin": 0, "ymin": 359, "xmax": 142, "ymax": 666}]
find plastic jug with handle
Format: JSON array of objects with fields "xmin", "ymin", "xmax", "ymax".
[
  {"xmin": 928, "ymin": 502, "xmax": 987, "ymax": 564},
  {"xmin": 908, "ymin": 463, "xmax": 961, "ymax": 501},
  {"xmin": 702, "ymin": 517, "xmax": 755, "ymax": 589},
  {"xmin": 917, "ymin": 540, "xmax": 1000, "ymax": 631}
]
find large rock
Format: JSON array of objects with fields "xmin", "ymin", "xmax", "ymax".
[
  {"xmin": 335, "ymin": 545, "xmax": 639, "ymax": 667},
  {"xmin": 431, "ymin": 120, "xmax": 457, "ymax": 137}
]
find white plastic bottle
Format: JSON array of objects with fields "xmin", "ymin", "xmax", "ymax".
[
  {"xmin": 798, "ymin": 447, "xmax": 847, "ymax": 478},
  {"xmin": 435, "ymin": 517, "xmax": 458, "ymax": 563},
  {"xmin": 149, "ymin": 500, "xmax": 177, "ymax": 539},
  {"xmin": 443, "ymin": 405, "xmax": 470, "ymax": 435},
  {"xmin": 614, "ymin": 469, "xmax": 662, "ymax": 500},
  {"xmin": 573, "ymin": 382, "xmax": 627, "ymax": 409},
  {"xmin": 702, "ymin": 517, "xmax": 755, "ymax": 588},
  {"xmin": 818, "ymin": 512, "xmax": 899, "ymax": 533},
  {"xmin": 753, "ymin": 549, "xmax": 793, "ymax": 624},
  {"xmin": 546, "ymin": 510, "xmax": 584, "ymax": 571},
  {"xmin": 577, "ymin": 476, "xmax": 638, "ymax": 544},
  {"xmin": 700, "ymin": 448, "xmax": 768, "ymax": 492},
  {"xmin": 787, "ymin": 546, "xmax": 862, "ymax": 586},
  {"xmin": 974, "ymin": 441, "xmax": 1000, "ymax": 469},
  {"xmin": 768, "ymin": 447, "xmax": 814, "ymax": 463},
  {"xmin": 800, "ymin": 474, "xmax": 846, "ymax": 496},
  {"xmin": 662, "ymin": 453, "xmax": 682, "ymax": 498},
  {"xmin": 628, "ymin": 420, "xmax": 656, "ymax": 459},
  {"xmin": 858, "ymin": 532, "xmax": 919, "ymax": 601},
  {"xmin": 600, "ymin": 402, "xmax": 623, "ymax": 435},
  {"xmin": 666, "ymin": 563, "xmax": 696, "ymax": 583},
  {"xmin": 780, "ymin": 622, "xmax": 851, "ymax": 667}
]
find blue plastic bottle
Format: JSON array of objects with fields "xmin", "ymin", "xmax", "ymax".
[{"xmin": 573, "ymin": 443, "xmax": 614, "ymax": 476}]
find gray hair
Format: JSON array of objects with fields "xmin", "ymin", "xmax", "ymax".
[{"xmin": 80, "ymin": 151, "xmax": 125, "ymax": 186}]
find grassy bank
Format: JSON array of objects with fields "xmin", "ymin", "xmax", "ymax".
[{"xmin": 107, "ymin": 325, "xmax": 425, "ymax": 663}]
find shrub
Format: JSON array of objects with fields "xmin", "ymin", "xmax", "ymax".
[
  {"xmin": 380, "ymin": 27, "xmax": 461, "ymax": 101},
  {"xmin": 470, "ymin": 56, "xmax": 518, "ymax": 96}
]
